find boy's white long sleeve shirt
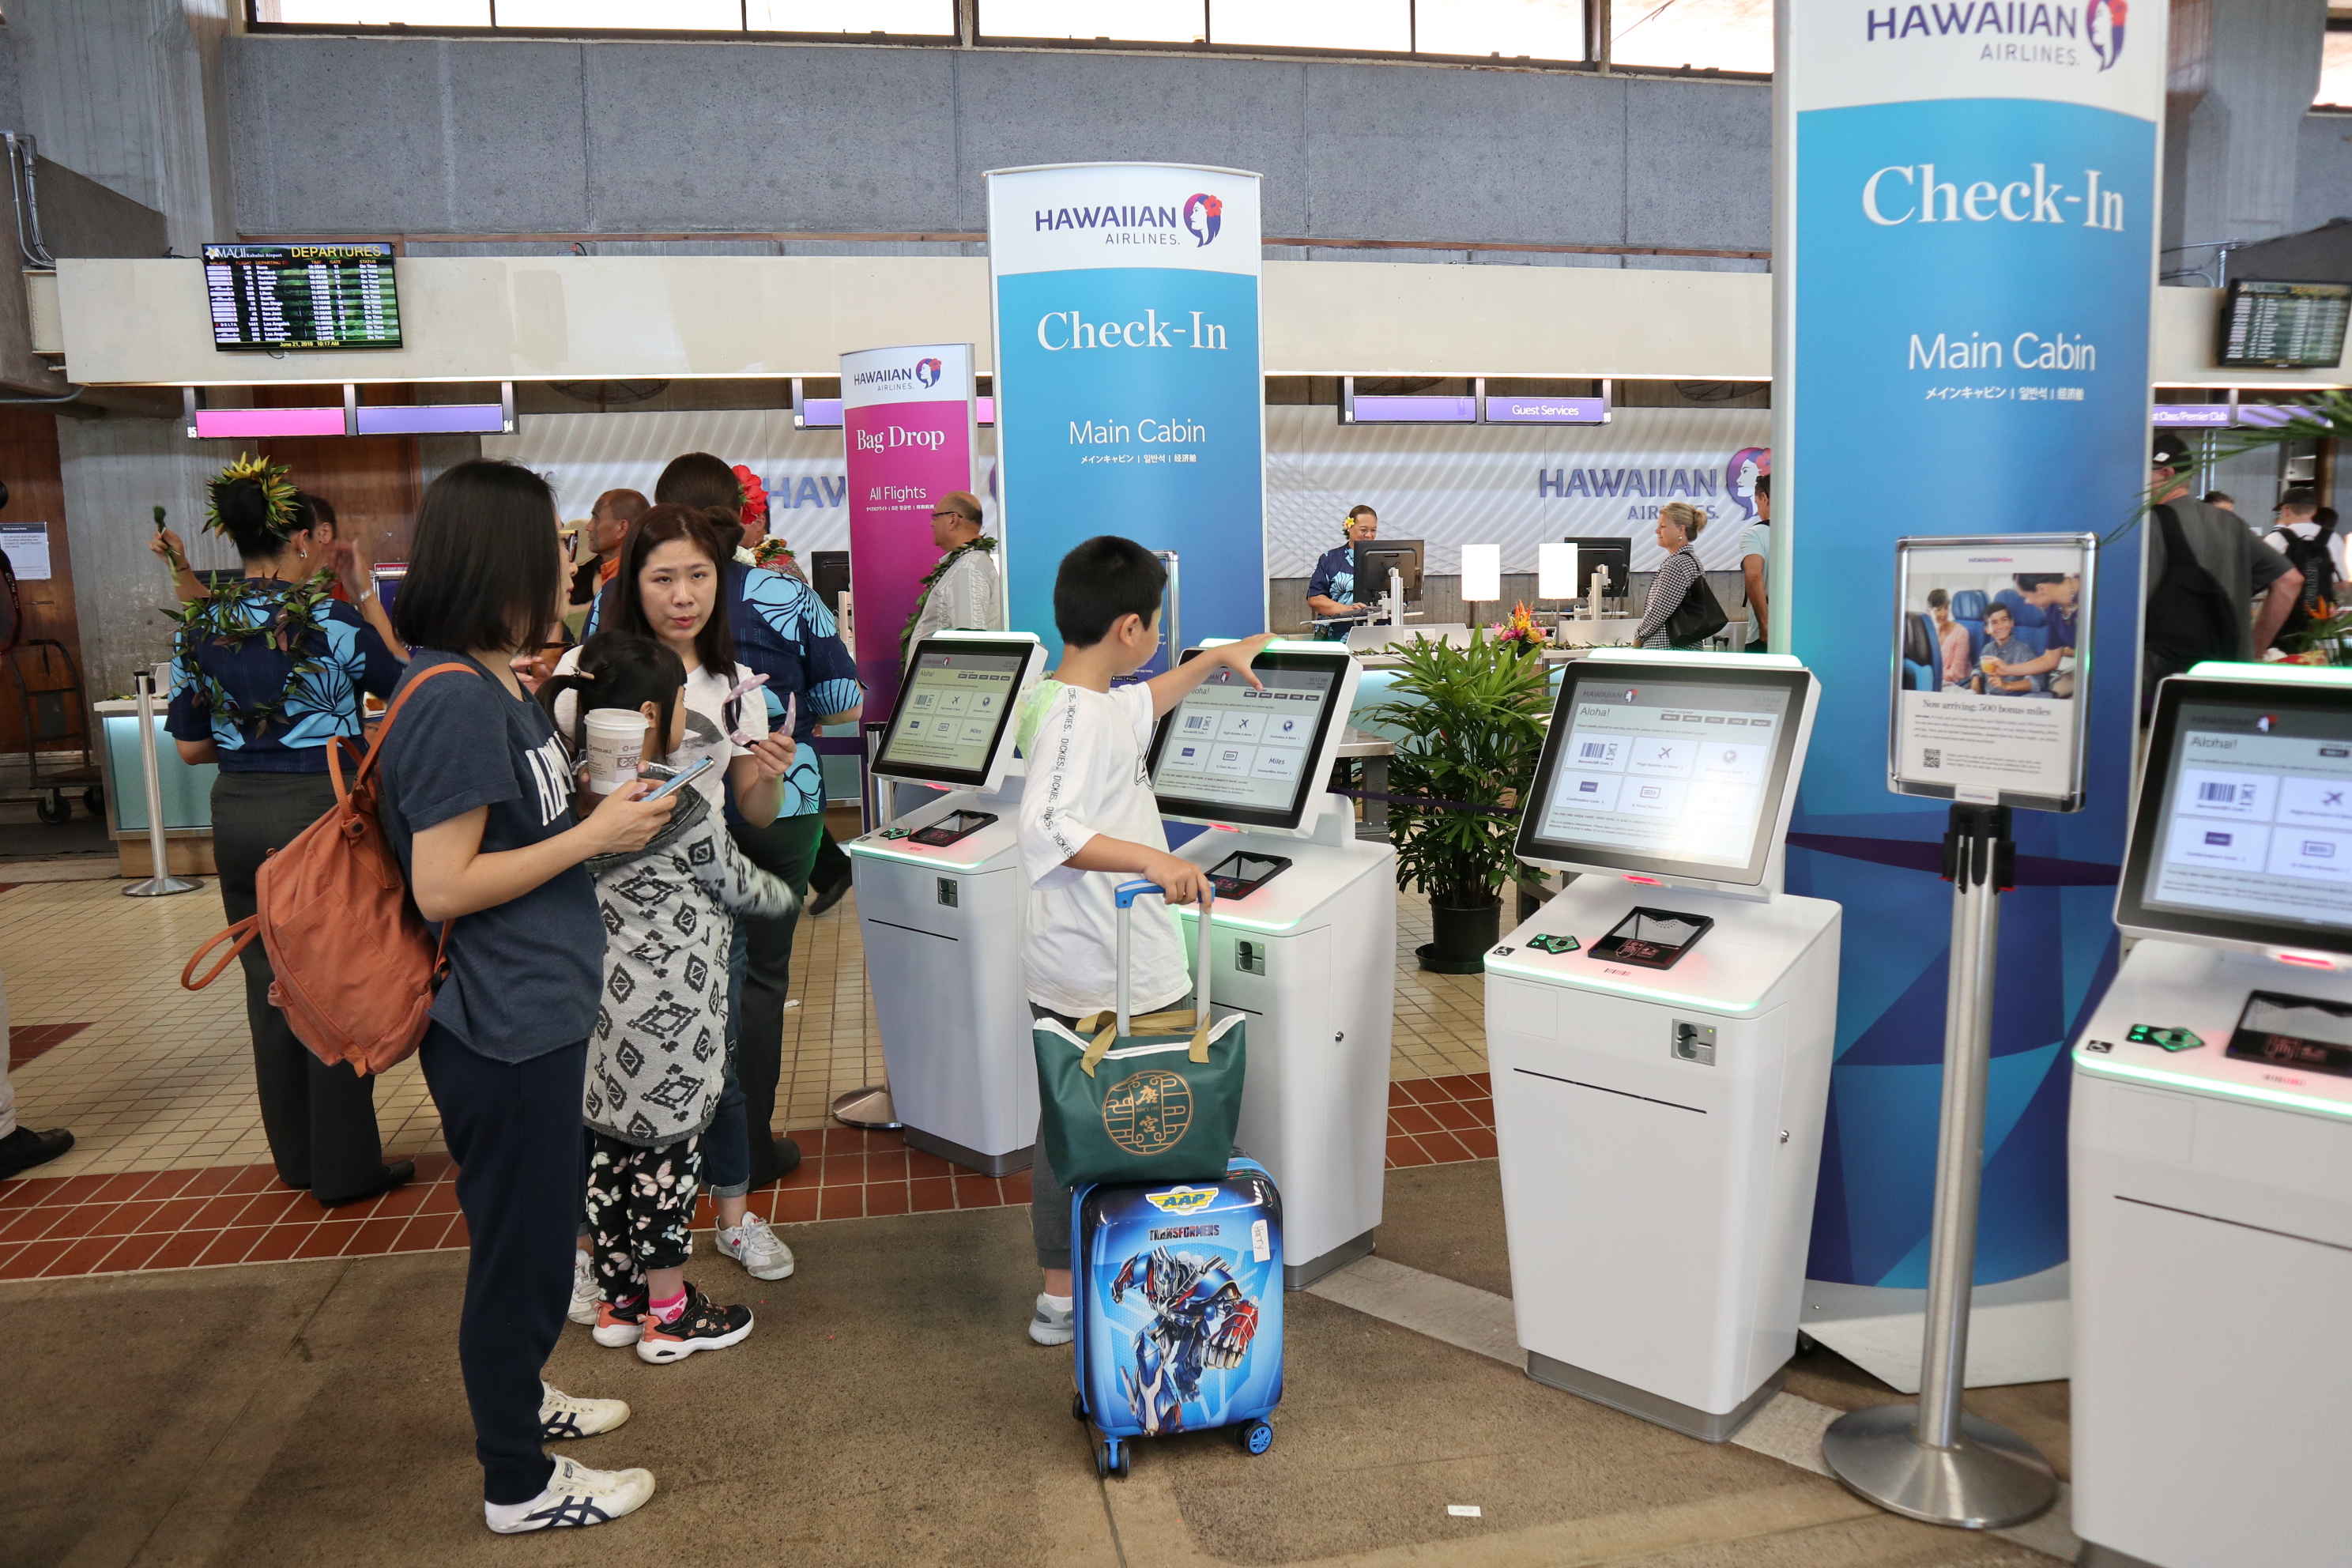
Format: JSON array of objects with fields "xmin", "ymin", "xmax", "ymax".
[{"xmin": 1016, "ymin": 680, "xmax": 1189, "ymax": 1020}]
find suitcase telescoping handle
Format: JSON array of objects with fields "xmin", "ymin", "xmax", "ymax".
[{"xmin": 1113, "ymin": 878, "xmax": 1215, "ymax": 1038}]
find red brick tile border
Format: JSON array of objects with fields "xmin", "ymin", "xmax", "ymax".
[
  {"xmin": 6, "ymin": 1021, "xmax": 92, "ymax": 1067},
  {"xmin": 0, "ymin": 1075, "xmax": 1495, "ymax": 1282}
]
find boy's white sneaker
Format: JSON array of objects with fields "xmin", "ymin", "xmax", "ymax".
[
  {"xmin": 537, "ymin": 1381, "xmax": 629, "ymax": 1442},
  {"xmin": 715, "ymin": 1214, "xmax": 795, "ymax": 1280},
  {"xmin": 1028, "ymin": 1292, "xmax": 1076, "ymax": 1347},
  {"xmin": 483, "ymin": 1454, "xmax": 654, "ymax": 1533},
  {"xmin": 566, "ymin": 1250, "xmax": 603, "ymax": 1325}
]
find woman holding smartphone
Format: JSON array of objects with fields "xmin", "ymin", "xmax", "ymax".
[{"xmin": 375, "ymin": 458, "xmax": 677, "ymax": 1535}]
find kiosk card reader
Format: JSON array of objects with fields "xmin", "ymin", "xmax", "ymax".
[
  {"xmin": 846, "ymin": 631, "xmax": 1046, "ymax": 1175},
  {"xmin": 1487, "ymin": 650, "xmax": 1840, "ymax": 1442},
  {"xmin": 1152, "ymin": 641, "xmax": 1397, "ymax": 1288},
  {"xmin": 2070, "ymin": 665, "xmax": 2352, "ymax": 1568}
]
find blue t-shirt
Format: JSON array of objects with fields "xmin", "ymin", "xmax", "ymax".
[
  {"xmin": 164, "ymin": 579, "xmax": 402, "ymax": 773},
  {"xmin": 1307, "ymin": 544, "xmax": 1363, "ymax": 639},
  {"xmin": 2039, "ymin": 597, "xmax": 2077, "ymax": 653},
  {"xmin": 586, "ymin": 564, "xmax": 865, "ymax": 818},
  {"xmin": 375, "ymin": 654, "xmax": 603, "ymax": 1062}
]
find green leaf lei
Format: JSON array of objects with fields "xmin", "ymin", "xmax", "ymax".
[
  {"xmin": 899, "ymin": 534, "xmax": 999, "ymax": 662},
  {"xmin": 165, "ymin": 570, "xmax": 341, "ymax": 739}
]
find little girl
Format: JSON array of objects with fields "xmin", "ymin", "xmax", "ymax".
[{"xmin": 538, "ymin": 632, "xmax": 799, "ymax": 1364}]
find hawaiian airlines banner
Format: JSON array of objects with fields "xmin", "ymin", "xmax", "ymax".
[
  {"xmin": 840, "ymin": 342, "xmax": 980, "ymax": 714},
  {"xmin": 1776, "ymin": 0, "xmax": 2162, "ymax": 1290},
  {"xmin": 986, "ymin": 162, "xmax": 1264, "ymax": 665}
]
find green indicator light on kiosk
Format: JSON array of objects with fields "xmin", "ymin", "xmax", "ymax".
[
  {"xmin": 2124, "ymin": 1023, "xmax": 2204, "ymax": 1053},
  {"xmin": 1527, "ymin": 933, "xmax": 1580, "ymax": 955}
]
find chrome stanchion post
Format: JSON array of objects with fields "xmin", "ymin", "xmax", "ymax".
[
  {"xmin": 1820, "ymin": 805, "xmax": 2055, "ymax": 1528},
  {"xmin": 833, "ymin": 718, "xmax": 900, "ymax": 1130},
  {"xmin": 122, "ymin": 667, "xmax": 200, "ymax": 898}
]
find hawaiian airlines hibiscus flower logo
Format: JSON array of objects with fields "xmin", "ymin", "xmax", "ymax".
[
  {"xmin": 1182, "ymin": 193, "xmax": 1223, "ymax": 248},
  {"xmin": 2086, "ymin": 0, "xmax": 2125, "ymax": 70},
  {"xmin": 914, "ymin": 357, "xmax": 942, "ymax": 388}
]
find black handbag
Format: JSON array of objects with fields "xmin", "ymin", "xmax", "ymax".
[{"xmin": 1664, "ymin": 572, "xmax": 1730, "ymax": 648}]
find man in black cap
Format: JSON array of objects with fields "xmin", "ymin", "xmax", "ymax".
[{"xmin": 2147, "ymin": 432, "xmax": 2300, "ymax": 684}]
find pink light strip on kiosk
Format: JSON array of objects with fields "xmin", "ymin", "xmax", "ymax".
[{"xmin": 190, "ymin": 407, "xmax": 345, "ymax": 439}]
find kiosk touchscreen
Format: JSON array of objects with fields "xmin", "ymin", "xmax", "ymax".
[
  {"xmin": 2070, "ymin": 665, "xmax": 2352, "ymax": 1568},
  {"xmin": 1152, "ymin": 642, "xmax": 1397, "ymax": 1287},
  {"xmin": 846, "ymin": 631, "xmax": 1046, "ymax": 1175},
  {"xmin": 1487, "ymin": 650, "xmax": 1841, "ymax": 1442}
]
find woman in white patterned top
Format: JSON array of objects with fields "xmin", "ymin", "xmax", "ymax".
[{"xmin": 1637, "ymin": 501, "xmax": 1711, "ymax": 649}]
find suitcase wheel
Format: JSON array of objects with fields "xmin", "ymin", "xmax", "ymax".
[
  {"xmin": 1238, "ymin": 1419, "xmax": 1274, "ymax": 1457},
  {"xmin": 1098, "ymin": 1438, "xmax": 1130, "ymax": 1480},
  {"xmin": 1072, "ymin": 1391, "xmax": 1088, "ymax": 1424}
]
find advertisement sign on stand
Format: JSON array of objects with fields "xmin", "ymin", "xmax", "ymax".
[
  {"xmin": 986, "ymin": 163, "xmax": 1265, "ymax": 667},
  {"xmin": 839, "ymin": 342, "xmax": 979, "ymax": 716},
  {"xmin": 1776, "ymin": 2, "xmax": 2165, "ymax": 1294},
  {"xmin": 1890, "ymin": 536, "xmax": 2096, "ymax": 812}
]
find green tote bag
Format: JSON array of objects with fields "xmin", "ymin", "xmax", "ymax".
[{"xmin": 1033, "ymin": 880, "xmax": 1247, "ymax": 1189}]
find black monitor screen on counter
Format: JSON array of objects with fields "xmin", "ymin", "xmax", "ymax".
[
  {"xmin": 1517, "ymin": 662, "xmax": 1811, "ymax": 885},
  {"xmin": 1562, "ymin": 537, "xmax": 1632, "ymax": 597},
  {"xmin": 873, "ymin": 639, "xmax": 1031, "ymax": 786},
  {"xmin": 203, "ymin": 243, "xmax": 402, "ymax": 351},
  {"xmin": 1149, "ymin": 647, "xmax": 1350, "ymax": 831},
  {"xmin": 1353, "ymin": 540, "xmax": 1424, "ymax": 605},
  {"xmin": 2117, "ymin": 677, "xmax": 2352, "ymax": 952}
]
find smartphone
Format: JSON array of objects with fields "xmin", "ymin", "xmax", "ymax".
[{"xmin": 641, "ymin": 756, "xmax": 717, "ymax": 801}]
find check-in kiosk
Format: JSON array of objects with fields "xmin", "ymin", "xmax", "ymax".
[
  {"xmin": 846, "ymin": 631, "xmax": 1046, "ymax": 1175},
  {"xmin": 1486, "ymin": 650, "xmax": 1839, "ymax": 1441},
  {"xmin": 1152, "ymin": 641, "xmax": 1396, "ymax": 1287},
  {"xmin": 2071, "ymin": 664, "xmax": 2352, "ymax": 1568}
]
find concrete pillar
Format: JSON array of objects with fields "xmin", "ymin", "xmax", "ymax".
[{"xmin": 2165, "ymin": 0, "xmax": 2328, "ymax": 266}]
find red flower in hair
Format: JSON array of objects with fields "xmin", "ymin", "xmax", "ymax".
[{"xmin": 733, "ymin": 465, "xmax": 770, "ymax": 529}]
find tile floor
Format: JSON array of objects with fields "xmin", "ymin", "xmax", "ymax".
[{"xmin": 0, "ymin": 864, "xmax": 1494, "ymax": 1280}]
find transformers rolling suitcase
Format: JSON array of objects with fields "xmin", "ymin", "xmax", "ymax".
[{"xmin": 1070, "ymin": 1157, "xmax": 1284, "ymax": 1478}]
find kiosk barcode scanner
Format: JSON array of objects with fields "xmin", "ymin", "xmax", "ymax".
[
  {"xmin": 845, "ymin": 631, "xmax": 1047, "ymax": 1175},
  {"xmin": 2070, "ymin": 664, "xmax": 2352, "ymax": 1568},
  {"xmin": 1151, "ymin": 640, "xmax": 1396, "ymax": 1287},
  {"xmin": 1487, "ymin": 650, "xmax": 1841, "ymax": 1442}
]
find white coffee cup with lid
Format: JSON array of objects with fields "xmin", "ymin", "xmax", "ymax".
[{"xmin": 581, "ymin": 707, "xmax": 647, "ymax": 796}]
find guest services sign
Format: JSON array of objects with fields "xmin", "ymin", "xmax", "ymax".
[
  {"xmin": 1776, "ymin": 0, "xmax": 2162, "ymax": 1289},
  {"xmin": 986, "ymin": 163, "xmax": 1266, "ymax": 662}
]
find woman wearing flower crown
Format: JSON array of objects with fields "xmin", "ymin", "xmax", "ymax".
[{"xmin": 159, "ymin": 454, "xmax": 413, "ymax": 1208}]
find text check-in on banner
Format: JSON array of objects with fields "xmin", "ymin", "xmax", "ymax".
[{"xmin": 986, "ymin": 164, "xmax": 1267, "ymax": 662}]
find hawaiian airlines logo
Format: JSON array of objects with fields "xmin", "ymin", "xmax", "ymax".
[
  {"xmin": 1182, "ymin": 193, "xmax": 1223, "ymax": 248},
  {"xmin": 1728, "ymin": 448, "xmax": 1770, "ymax": 522},
  {"xmin": 2086, "ymin": 0, "xmax": 2124, "ymax": 69},
  {"xmin": 914, "ymin": 356, "xmax": 942, "ymax": 389}
]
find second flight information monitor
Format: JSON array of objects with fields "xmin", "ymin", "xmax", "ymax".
[
  {"xmin": 875, "ymin": 643, "xmax": 1027, "ymax": 786},
  {"xmin": 2217, "ymin": 279, "xmax": 2350, "ymax": 370},
  {"xmin": 204, "ymin": 243, "xmax": 402, "ymax": 351},
  {"xmin": 1150, "ymin": 650, "xmax": 1349, "ymax": 831}
]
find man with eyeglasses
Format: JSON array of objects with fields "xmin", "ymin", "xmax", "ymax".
[{"xmin": 901, "ymin": 491, "xmax": 1003, "ymax": 665}]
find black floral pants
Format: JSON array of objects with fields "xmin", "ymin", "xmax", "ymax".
[{"xmin": 585, "ymin": 1130, "xmax": 701, "ymax": 1300}]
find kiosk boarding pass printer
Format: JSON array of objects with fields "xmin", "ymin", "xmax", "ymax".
[
  {"xmin": 2070, "ymin": 664, "xmax": 2352, "ymax": 1568},
  {"xmin": 846, "ymin": 631, "xmax": 1046, "ymax": 1176},
  {"xmin": 1150, "ymin": 640, "xmax": 1397, "ymax": 1288},
  {"xmin": 1486, "ymin": 650, "xmax": 1839, "ymax": 1442}
]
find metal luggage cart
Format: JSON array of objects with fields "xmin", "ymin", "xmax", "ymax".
[{"xmin": 4, "ymin": 639, "xmax": 104, "ymax": 823}]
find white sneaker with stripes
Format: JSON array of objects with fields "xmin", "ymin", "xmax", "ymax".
[{"xmin": 484, "ymin": 1454, "xmax": 654, "ymax": 1534}]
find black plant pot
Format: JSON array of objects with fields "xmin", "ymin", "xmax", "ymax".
[{"xmin": 1418, "ymin": 899, "xmax": 1502, "ymax": 974}]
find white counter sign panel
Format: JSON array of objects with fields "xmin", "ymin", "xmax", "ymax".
[{"xmin": 1889, "ymin": 535, "xmax": 2094, "ymax": 811}]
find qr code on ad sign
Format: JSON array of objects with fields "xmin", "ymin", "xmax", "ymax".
[{"xmin": 1923, "ymin": 748, "xmax": 1941, "ymax": 769}]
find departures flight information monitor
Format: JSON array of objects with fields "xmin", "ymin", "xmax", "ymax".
[
  {"xmin": 1150, "ymin": 650, "xmax": 1348, "ymax": 831},
  {"xmin": 1518, "ymin": 665, "xmax": 1811, "ymax": 886},
  {"xmin": 2119, "ymin": 678, "xmax": 2352, "ymax": 951},
  {"xmin": 204, "ymin": 243, "xmax": 402, "ymax": 351},
  {"xmin": 875, "ymin": 643, "xmax": 1028, "ymax": 786}
]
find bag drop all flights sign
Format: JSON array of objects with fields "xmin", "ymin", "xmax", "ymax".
[{"xmin": 839, "ymin": 341, "xmax": 980, "ymax": 717}]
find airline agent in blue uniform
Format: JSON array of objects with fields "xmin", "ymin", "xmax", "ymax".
[{"xmin": 1307, "ymin": 506, "xmax": 1381, "ymax": 639}]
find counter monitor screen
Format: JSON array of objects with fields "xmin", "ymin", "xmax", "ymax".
[
  {"xmin": 1149, "ymin": 649, "xmax": 1350, "ymax": 831},
  {"xmin": 203, "ymin": 243, "xmax": 402, "ymax": 352},
  {"xmin": 2118, "ymin": 676, "xmax": 2352, "ymax": 952},
  {"xmin": 874, "ymin": 640, "xmax": 1031, "ymax": 787},
  {"xmin": 2217, "ymin": 279, "xmax": 2350, "ymax": 370},
  {"xmin": 1517, "ymin": 662, "xmax": 1811, "ymax": 885}
]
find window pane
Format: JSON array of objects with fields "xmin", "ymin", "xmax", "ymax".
[
  {"xmin": 751, "ymin": 0, "xmax": 955, "ymax": 31},
  {"xmin": 2320, "ymin": 31, "xmax": 2352, "ymax": 107},
  {"xmin": 1210, "ymin": 0, "xmax": 1409, "ymax": 51},
  {"xmin": 1415, "ymin": 0, "xmax": 1585, "ymax": 60},
  {"xmin": 253, "ymin": 1, "xmax": 491, "ymax": 21},
  {"xmin": 984, "ymin": 0, "xmax": 1204, "ymax": 41},
  {"xmin": 495, "ymin": 0, "xmax": 741, "ymax": 27},
  {"xmin": 1610, "ymin": 0, "xmax": 1771, "ymax": 72}
]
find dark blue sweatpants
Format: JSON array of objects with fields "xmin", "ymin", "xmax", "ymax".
[{"xmin": 420, "ymin": 1023, "xmax": 586, "ymax": 1506}]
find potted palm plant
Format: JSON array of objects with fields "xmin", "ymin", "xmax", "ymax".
[{"xmin": 1363, "ymin": 631, "xmax": 1553, "ymax": 973}]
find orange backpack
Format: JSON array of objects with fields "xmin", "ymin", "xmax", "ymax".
[{"xmin": 183, "ymin": 662, "xmax": 475, "ymax": 1076}]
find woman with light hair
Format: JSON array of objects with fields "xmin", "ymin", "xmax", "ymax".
[{"xmin": 1635, "ymin": 502, "xmax": 1723, "ymax": 649}]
